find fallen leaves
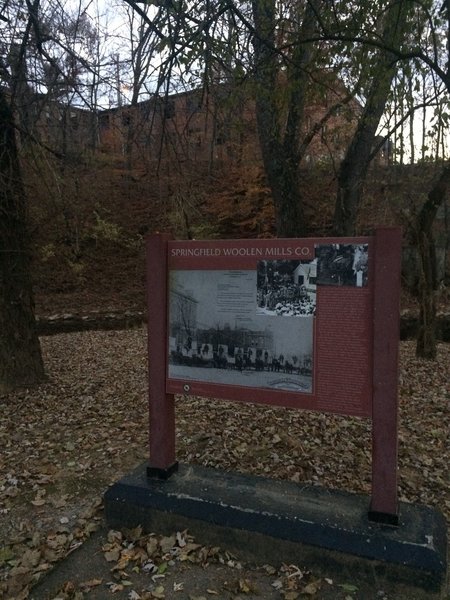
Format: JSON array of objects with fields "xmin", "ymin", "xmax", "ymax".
[
  {"xmin": 338, "ymin": 583, "xmax": 359, "ymax": 593},
  {"xmin": 102, "ymin": 527, "xmax": 220, "ymax": 579},
  {"xmin": 269, "ymin": 564, "xmax": 327, "ymax": 599},
  {"xmin": 0, "ymin": 496, "xmax": 103, "ymax": 598},
  {"xmin": 0, "ymin": 330, "xmax": 448, "ymax": 599},
  {"xmin": 31, "ymin": 489, "xmax": 47, "ymax": 506},
  {"xmin": 80, "ymin": 577, "xmax": 103, "ymax": 592}
]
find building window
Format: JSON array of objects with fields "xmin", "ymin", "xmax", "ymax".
[
  {"xmin": 186, "ymin": 95, "xmax": 202, "ymax": 113},
  {"xmin": 163, "ymin": 100, "xmax": 175, "ymax": 119},
  {"xmin": 70, "ymin": 112, "xmax": 79, "ymax": 130},
  {"xmin": 99, "ymin": 113, "xmax": 110, "ymax": 127}
]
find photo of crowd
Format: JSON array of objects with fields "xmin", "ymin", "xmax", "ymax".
[
  {"xmin": 169, "ymin": 338, "xmax": 312, "ymax": 378},
  {"xmin": 256, "ymin": 260, "xmax": 317, "ymax": 317}
]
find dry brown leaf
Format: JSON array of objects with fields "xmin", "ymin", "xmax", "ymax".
[
  {"xmin": 146, "ymin": 537, "xmax": 159, "ymax": 556},
  {"xmin": 104, "ymin": 548, "xmax": 121, "ymax": 562},
  {"xmin": 80, "ymin": 577, "xmax": 103, "ymax": 590},
  {"xmin": 31, "ymin": 498, "xmax": 46, "ymax": 507},
  {"xmin": 302, "ymin": 580, "xmax": 321, "ymax": 595},
  {"xmin": 20, "ymin": 548, "xmax": 42, "ymax": 569},
  {"xmin": 107, "ymin": 529, "xmax": 123, "ymax": 544},
  {"xmin": 159, "ymin": 535, "xmax": 176, "ymax": 554}
]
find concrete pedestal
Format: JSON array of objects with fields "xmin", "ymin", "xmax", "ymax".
[{"xmin": 104, "ymin": 463, "xmax": 447, "ymax": 592}]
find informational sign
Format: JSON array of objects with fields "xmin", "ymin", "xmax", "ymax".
[
  {"xmin": 166, "ymin": 237, "xmax": 372, "ymax": 418},
  {"xmin": 147, "ymin": 229, "xmax": 402, "ymax": 520}
]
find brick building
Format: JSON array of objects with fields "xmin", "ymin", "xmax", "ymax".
[{"xmin": 95, "ymin": 80, "xmax": 373, "ymax": 169}]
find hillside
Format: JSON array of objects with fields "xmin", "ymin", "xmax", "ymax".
[{"xmin": 24, "ymin": 154, "xmax": 448, "ymax": 317}]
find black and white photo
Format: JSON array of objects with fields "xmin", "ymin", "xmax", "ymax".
[
  {"xmin": 256, "ymin": 259, "xmax": 316, "ymax": 316},
  {"xmin": 168, "ymin": 269, "xmax": 314, "ymax": 393},
  {"xmin": 315, "ymin": 244, "xmax": 369, "ymax": 287}
]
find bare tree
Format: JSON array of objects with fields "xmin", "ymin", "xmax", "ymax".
[
  {"xmin": 414, "ymin": 164, "xmax": 450, "ymax": 358},
  {"xmin": 331, "ymin": 0, "xmax": 412, "ymax": 235},
  {"xmin": 313, "ymin": 0, "xmax": 450, "ymax": 356},
  {"xmin": 0, "ymin": 0, "xmax": 114, "ymax": 391},
  {"xmin": 250, "ymin": 0, "xmax": 316, "ymax": 237},
  {"xmin": 0, "ymin": 3, "xmax": 45, "ymax": 391}
]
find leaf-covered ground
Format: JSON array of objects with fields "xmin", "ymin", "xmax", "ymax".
[{"xmin": 0, "ymin": 328, "xmax": 448, "ymax": 599}]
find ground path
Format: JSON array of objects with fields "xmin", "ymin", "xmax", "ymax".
[{"xmin": 0, "ymin": 328, "xmax": 448, "ymax": 599}]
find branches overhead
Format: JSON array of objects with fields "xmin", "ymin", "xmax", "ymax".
[{"xmin": 1, "ymin": 0, "xmax": 450, "ymax": 164}]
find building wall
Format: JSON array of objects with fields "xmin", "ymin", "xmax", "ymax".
[
  {"xmin": 35, "ymin": 100, "xmax": 96, "ymax": 155},
  {"xmin": 95, "ymin": 82, "xmax": 373, "ymax": 169}
]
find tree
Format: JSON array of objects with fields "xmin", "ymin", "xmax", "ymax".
[
  {"xmin": 0, "ymin": 84, "xmax": 45, "ymax": 393},
  {"xmin": 0, "ymin": 0, "xmax": 50, "ymax": 393},
  {"xmin": 414, "ymin": 164, "xmax": 450, "ymax": 358},
  {"xmin": 332, "ymin": 0, "xmax": 412, "ymax": 236},
  {"xmin": 251, "ymin": 0, "xmax": 315, "ymax": 237},
  {"xmin": 381, "ymin": 0, "xmax": 450, "ymax": 358},
  {"xmin": 309, "ymin": 0, "xmax": 449, "ymax": 357},
  {"xmin": 117, "ymin": 2, "xmax": 162, "ymax": 167},
  {"xmin": 0, "ymin": 0, "xmax": 109, "ymax": 391},
  {"xmin": 123, "ymin": 0, "xmax": 356, "ymax": 237}
]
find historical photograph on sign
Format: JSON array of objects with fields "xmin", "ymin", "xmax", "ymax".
[
  {"xmin": 256, "ymin": 260, "xmax": 316, "ymax": 316},
  {"xmin": 315, "ymin": 243, "xmax": 369, "ymax": 287},
  {"xmin": 168, "ymin": 270, "xmax": 314, "ymax": 394}
]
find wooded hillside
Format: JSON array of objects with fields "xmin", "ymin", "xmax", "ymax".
[{"xmin": 25, "ymin": 155, "xmax": 448, "ymax": 316}]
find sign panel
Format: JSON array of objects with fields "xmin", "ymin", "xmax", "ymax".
[{"xmin": 166, "ymin": 237, "xmax": 373, "ymax": 417}]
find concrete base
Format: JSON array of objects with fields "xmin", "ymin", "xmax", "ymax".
[{"xmin": 104, "ymin": 463, "xmax": 447, "ymax": 592}]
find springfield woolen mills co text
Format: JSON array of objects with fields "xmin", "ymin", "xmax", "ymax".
[{"xmin": 170, "ymin": 246, "xmax": 312, "ymax": 257}]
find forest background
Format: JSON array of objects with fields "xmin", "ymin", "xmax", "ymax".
[{"xmin": 1, "ymin": 0, "xmax": 450, "ymax": 393}]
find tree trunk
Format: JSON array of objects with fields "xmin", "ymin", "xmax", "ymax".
[
  {"xmin": 415, "ymin": 164, "xmax": 450, "ymax": 359},
  {"xmin": 0, "ymin": 88, "xmax": 45, "ymax": 394},
  {"xmin": 251, "ymin": 0, "xmax": 315, "ymax": 238},
  {"xmin": 333, "ymin": 1, "xmax": 410, "ymax": 236},
  {"xmin": 264, "ymin": 151, "xmax": 306, "ymax": 238}
]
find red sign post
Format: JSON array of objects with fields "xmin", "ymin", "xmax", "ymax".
[
  {"xmin": 370, "ymin": 228, "xmax": 402, "ymax": 523},
  {"xmin": 146, "ymin": 233, "xmax": 178, "ymax": 478},
  {"xmin": 146, "ymin": 229, "xmax": 402, "ymax": 522}
]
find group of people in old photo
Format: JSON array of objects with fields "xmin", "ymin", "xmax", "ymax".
[
  {"xmin": 256, "ymin": 259, "xmax": 317, "ymax": 317},
  {"xmin": 170, "ymin": 339, "xmax": 312, "ymax": 377}
]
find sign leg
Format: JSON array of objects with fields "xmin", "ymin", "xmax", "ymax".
[
  {"xmin": 369, "ymin": 228, "xmax": 402, "ymax": 524},
  {"xmin": 146, "ymin": 233, "xmax": 178, "ymax": 479}
]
